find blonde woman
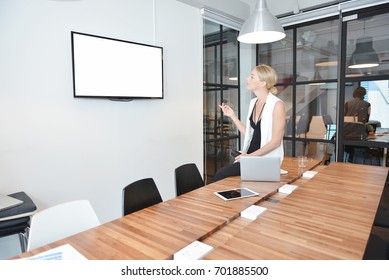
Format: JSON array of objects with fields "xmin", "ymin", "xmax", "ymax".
[{"xmin": 214, "ymin": 64, "xmax": 285, "ymax": 182}]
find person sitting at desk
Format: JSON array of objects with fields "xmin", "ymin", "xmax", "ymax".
[
  {"xmin": 344, "ymin": 86, "xmax": 371, "ymax": 163},
  {"xmin": 213, "ymin": 64, "xmax": 285, "ymax": 182},
  {"xmin": 344, "ymin": 86, "xmax": 371, "ymax": 123}
]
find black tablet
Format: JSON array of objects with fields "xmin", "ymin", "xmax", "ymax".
[{"xmin": 214, "ymin": 188, "xmax": 259, "ymax": 201}]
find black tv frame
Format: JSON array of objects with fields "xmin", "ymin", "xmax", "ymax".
[{"xmin": 71, "ymin": 31, "xmax": 164, "ymax": 100}]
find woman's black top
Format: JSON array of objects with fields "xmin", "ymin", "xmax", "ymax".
[{"xmin": 247, "ymin": 108, "xmax": 262, "ymax": 154}]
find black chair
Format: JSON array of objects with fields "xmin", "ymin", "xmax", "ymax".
[
  {"xmin": 122, "ymin": 178, "xmax": 162, "ymax": 216},
  {"xmin": 0, "ymin": 192, "xmax": 37, "ymax": 253},
  {"xmin": 374, "ymin": 206, "xmax": 389, "ymax": 228},
  {"xmin": 363, "ymin": 232, "xmax": 389, "ymax": 260},
  {"xmin": 296, "ymin": 114, "xmax": 310, "ymax": 136},
  {"xmin": 374, "ymin": 178, "xmax": 389, "ymax": 228},
  {"xmin": 0, "ymin": 217, "xmax": 30, "ymax": 253},
  {"xmin": 175, "ymin": 163, "xmax": 205, "ymax": 196}
]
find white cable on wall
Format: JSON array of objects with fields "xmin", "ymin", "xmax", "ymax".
[{"xmin": 153, "ymin": 0, "xmax": 157, "ymax": 45}]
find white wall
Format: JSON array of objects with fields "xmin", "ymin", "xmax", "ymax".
[{"xmin": 0, "ymin": 0, "xmax": 203, "ymax": 258}]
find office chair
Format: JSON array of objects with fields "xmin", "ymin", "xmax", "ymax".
[
  {"xmin": 0, "ymin": 217, "xmax": 30, "ymax": 253},
  {"xmin": 122, "ymin": 178, "xmax": 163, "ymax": 216},
  {"xmin": 363, "ymin": 232, "xmax": 389, "ymax": 260},
  {"xmin": 374, "ymin": 207, "xmax": 389, "ymax": 228},
  {"xmin": 374, "ymin": 180, "xmax": 389, "ymax": 228},
  {"xmin": 0, "ymin": 192, "xmax": 37, "ymax": 252},
  {"xmin": 295, "ymin": 114, "xmax": 309, "ymax": 136},
  {"xmin": 27, "ymin": 200, "xmax": 100, "ymax": 251},
  {"xmin": 175, "ymin": 163, "xmax": 205, "ymax": 196}
]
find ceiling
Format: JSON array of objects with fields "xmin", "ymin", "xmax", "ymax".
[
  {"xmin": 178, "ymin": 0, "xmax": 386, "ymax": 22},
  {"xmin": 240, "ymin": 0, "xmax": 350, "ymax": 17},
  {"xmin": 200, "ymin": 0, "xmax": 389, "ymax": 80}
]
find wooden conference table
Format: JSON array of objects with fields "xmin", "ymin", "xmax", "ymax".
[{"xmin": 16, "ymin": 157, "xmax": 388, "ymax": 260}]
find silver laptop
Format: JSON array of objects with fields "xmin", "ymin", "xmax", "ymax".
[
  {"xmin": 0, "ymin": 194, "xmax": 24, "ymax": 211},
  {"xmin": 240, "ymin": 156, "xmax": 281, "ymax": 182}
]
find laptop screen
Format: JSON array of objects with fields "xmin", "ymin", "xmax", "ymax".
[{"xmin": 240, "ymin": 156, "xmax": 280, "ymax": 182}]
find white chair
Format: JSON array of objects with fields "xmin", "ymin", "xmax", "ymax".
[
  {"xmin": 306, "ymin": 116, "xmax": 327, "ymax": 139},
  {"xmin": 27, "ymin": 200, "xmax": 100, "ymax": 251}
]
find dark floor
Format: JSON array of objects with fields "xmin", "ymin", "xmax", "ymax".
[{"xmin": 363, "ymin": 171, "xmax": 389, "ymax": 260}]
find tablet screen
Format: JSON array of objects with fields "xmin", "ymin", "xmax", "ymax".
[{"xmin": 214, "ymin": 188, "xmax": 259, "ymax": 201}]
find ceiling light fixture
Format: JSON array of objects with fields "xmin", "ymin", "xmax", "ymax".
[
  {"xmin": 309, "ymin": 71, "xmax": 326, "ymax": 86},
  {"xmin": 348, "ymin": 20, "xmax": 379, "ymax": 69},
  {"xmin": 228, "ymin": 60, "xmax": 238, "ymax": 81},
  {"xmin": 315, "ymin": 41, "xmax": 338, "ymax": 66},
  {"xmin": 348, "ymin": 36, "xmax": 379, "ymax": 68},
  {"xmin": 345, "ymin": 67, "xmax": 365, "ymax": 78},
  {"xmin": 237, "ymin": 0, "xmax": 285, "ymax": 44},
  {"xmin": 316, "ymin": 21, "xmax": 338, "ymax": 67}
]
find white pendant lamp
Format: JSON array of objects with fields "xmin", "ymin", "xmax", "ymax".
[{"xmin": 238, "ymin": 0, "xmax": 285, "ymax": 44}]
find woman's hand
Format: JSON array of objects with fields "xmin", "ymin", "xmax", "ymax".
[
  {"xmin": 234, "ymin": 152, "xmax": 248, "ymax": 162},
  {"xmin": 219, "ymin": 102, "xmax": 246, "ymax": 135},
  {"xmin": 219, "ymin": 103, "xmax": 235, "ymax": 118}
]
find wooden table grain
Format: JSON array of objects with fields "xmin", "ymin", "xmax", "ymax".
[
  {"xmin": 15, "ymin": 158, "xmax": 385, "ymax": 260},
  {"xmin": 203, "ymin": 162, "xmax": 388, "ymax": 259}
]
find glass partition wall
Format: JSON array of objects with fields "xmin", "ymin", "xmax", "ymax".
[
  {"xmin": 202, "ymin": 3, "xmax": 389, "ymax": 179},
  {"xmin": 203, "ymin": 21, "xmax": 240, "ymax": 183},
  {"xmin": 341, "ymin": 9, "xmax": 389, "ymax": 166},
  {"xmin": 257, "ymin": 3, "xmax": 389, "ymax": 166},
  {"xmin": 259, "ymin": 19, "xmax": 339, "ymax": 163}
]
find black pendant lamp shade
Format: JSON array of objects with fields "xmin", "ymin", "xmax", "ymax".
[{"xmin": 348, "ymin": 36, "xmax": 379, "ymax": 69}]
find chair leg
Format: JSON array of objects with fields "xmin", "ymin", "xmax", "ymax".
[
  {"xmin": 344, "ymin": 152, "xmax": 350, "ymax": 163},
  {"xmin": 18, "ymin": 232, "xmax": 26, "ymax": 252},
  {"xmin": 18, "ymin": 227, "xmax": 30, "ymax": 253}
]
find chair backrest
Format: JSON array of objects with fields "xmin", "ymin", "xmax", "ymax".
[
  {"xmin": 344, "ymin": 122, "xmax": 368, "ymax": 140},
  {"xmin": 344, "ymin": 116, "xmax": 358, "ymax": 123},
  {"xmin": 175, "ymin": 163, "xmax": 205, "ymax": 196},
  {"xmin": 122, "ymin": 178, "xmax": 162, "ymax": 216},
  {"xmin": 296, "ymin": 114, "xmax": 309, "ymax": 135},
  {"xmin": 27, "ymin": 200, "xmax": 100, "ymax": 251},
  {"xmin": 306, "ymin": 116, "xmax": 327, "ymax": 139}
]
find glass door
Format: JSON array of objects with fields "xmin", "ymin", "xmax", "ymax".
[{"xmin": 203, "ymin": 20, "xmax": 240, "ymax": 183}]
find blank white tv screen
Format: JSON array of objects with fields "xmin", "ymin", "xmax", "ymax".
[{"xmin": 71, "ymin": 32, "xmax": 164, "ymax": 99}]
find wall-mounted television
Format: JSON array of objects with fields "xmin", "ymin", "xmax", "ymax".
[{"xmin": 71, "ymin": 31, "xmax": 164, "ymax": 100}]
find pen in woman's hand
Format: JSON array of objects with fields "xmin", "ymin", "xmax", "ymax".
[{"xmin": 219, "ymin": 103, "xmax": 233, "ymax": 117}]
